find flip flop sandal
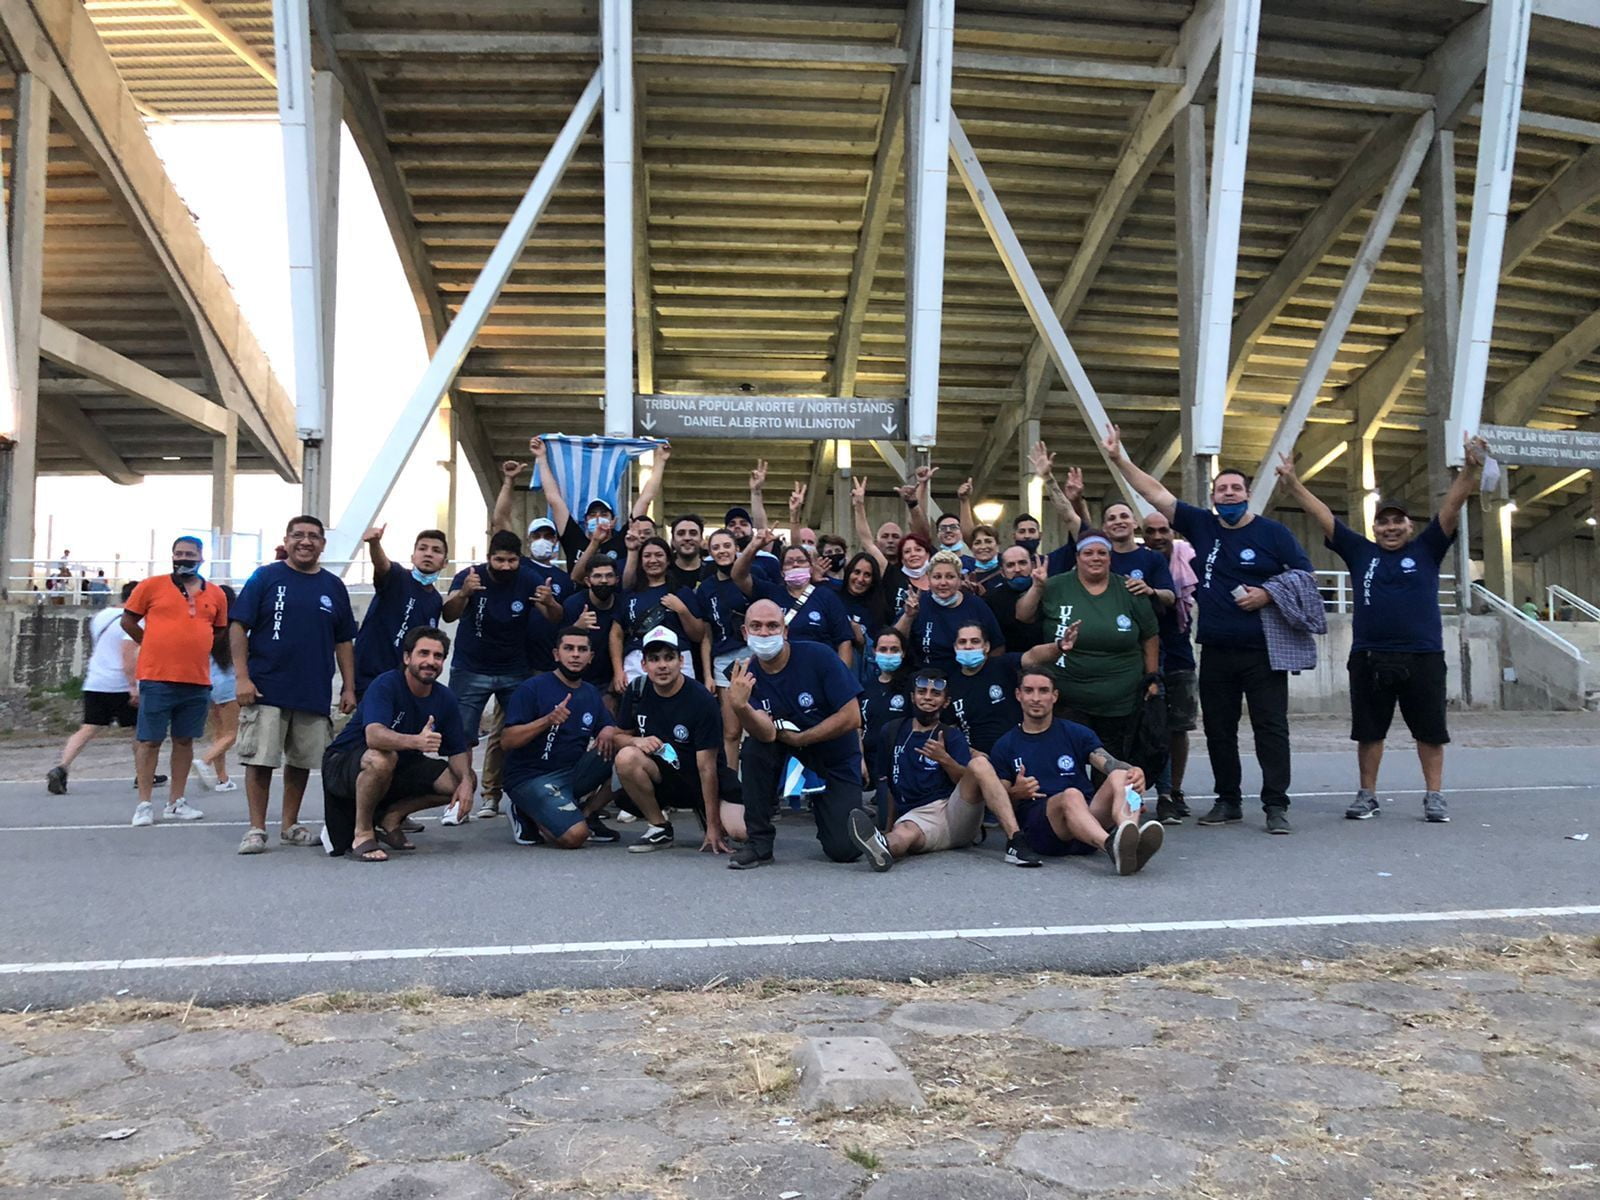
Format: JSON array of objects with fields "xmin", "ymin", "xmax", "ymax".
[
  {"xmin": 279, "ymin": 823, "xmax": 315, "ymax": 846},
  {"xmin": 375, "ymin": 826, "xmax": 416, "ymax": 852},
  {"xmin": 349, "ymin": 838, "xmax": 388, "ymax": 863}
]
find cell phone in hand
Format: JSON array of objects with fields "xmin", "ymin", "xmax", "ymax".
[{"xmin": 1231, "ymin": 585, "xmax": 1250, "ymax": 600}]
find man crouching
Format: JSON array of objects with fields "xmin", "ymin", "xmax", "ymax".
[{"xmin": 321, "ymin": 627, "xmax": 474, "ymax": 862}]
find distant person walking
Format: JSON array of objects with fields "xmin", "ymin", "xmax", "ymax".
[
  {"xmin": 193, "ymin": 584, "xmax": 240, "ymax": 793},
  {"xmin": 46, "ymin": 581, "xmax": 140, "ymax": 795}
]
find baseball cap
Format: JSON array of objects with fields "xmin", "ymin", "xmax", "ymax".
[
  {"xmin": 641, "ymin": 625, "xmax": 680, "ymax": 652},
  {"xmin": 1373, "ymin": 499, "xmax": 1410, "ymax": 519},
  {"xmin": 527, "ymin": 516, "xmax": 557, "ymax": 536},
  {"xmin": 724, "ymin": 505, "xmax": 752, "ymax": 523}
]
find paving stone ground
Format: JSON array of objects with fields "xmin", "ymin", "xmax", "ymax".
[{"xmin": 0, "ymin": 935, "xmax": 1597, "ymax": 1198}]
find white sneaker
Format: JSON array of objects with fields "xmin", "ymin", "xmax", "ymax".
[
  {"xmin": 212, "ymin": 779, "xmax": 239, "ymax": 793},
  {"xmin": 439, "ymin": 801, "xmax": 468, "ymax": 827},
  {"xmin": 164, "ymin": 799, "xmax": 204, "ymax": 821},
  {"xmin": 131, "ymin": 801, "xmax": 154, "ymax": 827},
  {"xmin": 192, "ymin": 758, "xmax": 218, "ymax": 787}
]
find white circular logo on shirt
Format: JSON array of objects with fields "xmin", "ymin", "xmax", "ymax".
[
  {"xmin": 1240, "ymin": 548, "xmax": 1256, "ymax": 562},
  {"xmin": 510, "ymin": 600, "xmax": 525, "ymax": 614},
  {"xmin": 1130, "ymin": 569, "xmax": 1144, "ymax": 580},
  {"xmin": 808, "ymin": 611, "xmax": 821, "ymax": 623},
  {"xmin": 1116, "ymin": 614, "xmax": 1133, "ymax": 631},
  {"xmin": 1401, "ymin": 557, "xmax": 1416, "ymax": 570},
  {"xmin": 673, "ymin": 724, "xmax": 689, "ymax": 740},
  {"xmin": 798, "ymin": 692, "xmax": 815, "ymax": 708},
  {"xmin": 319, "ymin": 594, "xmax": 333, "ymax": 611},
  {"xmin": 1057, "ymin": 755, "xmax": 1075, "ymax": 773},
  {"xmin": 890, "ymin": 695, "xmax": 905, "ymax": 710},
  {"xmin": 581, "ymin": 712, "xmax": 594, "ymax": 727},
  {"xmin": 988, "ymin": 684, "xmax": 1003, "ymax": 702}
]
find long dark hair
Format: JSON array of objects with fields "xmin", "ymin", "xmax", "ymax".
[
  {"xmin": 872, "ymin": 627, "xmax": 912, "ymax": 688},
  {"xmin": 843, "ymin": 551, "xmax": 889, "ymax": 631},
  {"xmin": 212, "ymin": 584, "xmax": 236, "ymax": 669}
]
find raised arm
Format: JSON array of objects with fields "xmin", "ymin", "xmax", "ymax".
[
  {"xmin": 363, "ymin": 524, "xmax": 393, "ymax": 583},
  {"xmin": 1015, "ymin": 560, "xmax": 1047, "ymax": 623},
  {"xmin": 730, "ymin": 528, "xmax": 771, "ymax": 596},
  {"xmin": 1102, "ymin": 424, "xmax": 1177, "ymax": 520},
  {"xmin": 851, "ymin": 476, "xmax": 888, "ymax": 571},
  {"xmin": 529, "ymin": 438, "xmax": 571, "ymax": 533},
  {"xmin": 491, "ymin": 460, "xmax": 525, "ymax": 535},
  {"xmin": 632, "ymin": 440, "xmax": 669, "ymax": 518},
  {"xmin": 1438, "ymin": 435, "xmax": 1488, "ymax": 538},
  {"xmin": 956, "ymin": 477, "xmax": 976, "ymax": 541},
  {"xmin": 1272, "ymin": 453, "xmax": 1336, "ymax": 540},
  {"xmin": 900, "ymin": 465, "xmax": 935, "ymax": 542},
  {"xmin": 749, "ymin": 458, "xmax": 770, "ymax": 531}
]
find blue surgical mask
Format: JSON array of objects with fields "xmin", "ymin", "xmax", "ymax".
[
  {"xmin": 1006, "ymin": 576, "xmax": 1032, "ymax": 592},
  {"xmin": 955, "ymin": 648, "xmax": 987, "ymax": 669},
  {"xmin": 875, "ymin": 652, "xmax": 903, "ymax": 673},
  {"xmin": 411, "ymin": 568, "xmax": 440, "ymax": 586},
  {"xmin": 1215, "ymin": 501, "xmax": 1249, "ymax": 524},
  {"xmin": 747, "ymin": 633, "xmax": 785, "ymax": 661},
  {"xmin": 973, "ymin": 557, "xmax": 999, "ymax": 572},
  {"xmin": 585, "ymin": 516, "xmax": 607, "ymax": 535},
  {"xmin": 931, "ymin": 592, "xmax": 961, "ymax": 608}
]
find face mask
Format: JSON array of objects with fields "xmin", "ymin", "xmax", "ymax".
[
  {"xmin": 955, "ymin": 648, "xmax": 987, "ymax": 669},
  {"xmin": 875, "ymin": 652, "xmax": 903, "ymax": 673},
  {"xmin": 747, "ymin": 633, "xmax": 785, "ymax": 661},
  {"xmin": 901, "ymin": 563, "xmax": 928, "ymax": 580},
  {"xmin": 783, "ymin": 568, "xmax": 812, "ymax": 588},
  {"xmin": 973, "ymin": 557, "xmax": 999, "ymax": 572},
  {"xmin": 172, "ymin": 560, "xmax": 199, "ymax": 577},
  {"xmin": 585, "ymin": 515, "xmax": 610, "ymax": 535},
  {"xmin": 944, "ymin": 539, "xmax": 968, "ymax": 555},
  {"xmin": 1016, "ymin": 537, "xmax": 1040, "ymax": 554},
  {"xmin": 490, "ymin": 567, "xmax": 519, "ymax": 586},
  {"xmin": 589, "ymin": 583, "xmax": 615, "ymax": 601},
  {"xmin": 1215, "ymin": 501, "xmax": 1249, "ymax": 523},
  {"xmin": 1006, "ymin": 576, "xmax": 1032, "ymax": 592},
  {"xmin": 411, "ymin": 568, "xmax": 440, "ymax": 586},
  {"xmin": 822, "ymin": 551, "xmax": 845, "ymax": 569},
  {"xmin": 529, "ymin": 537, "xmax": 557, "ymax": 561},
  {"xmin": 734, "ymin": 533, "xmax": 753, "ymax": 550},
  {"xmin": 801, "ymin": 543, "xmax": 817, "ymax": 555},
  {"xmin": 931, "ymin": 591, "xmax": 961, "ymax": 608}
]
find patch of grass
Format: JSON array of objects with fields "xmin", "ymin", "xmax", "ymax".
[{"xmin": 844, "ymin": 1146, "xmax": 881, "ymax": 1170}]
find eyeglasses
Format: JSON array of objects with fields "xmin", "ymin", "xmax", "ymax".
[{"xmin": 913, "ymin": 677, "xmax": 948, "ymax": 691}]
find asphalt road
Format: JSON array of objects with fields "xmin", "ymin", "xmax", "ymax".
[{"xmin": 2, "ymin": 742, "xmax": 1597, "ymax": 1008}]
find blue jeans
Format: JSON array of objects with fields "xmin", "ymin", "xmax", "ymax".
[
  {"xmin": 136, "ymin": 681, "xmax": 211, "ymax": 742},
  {"xmin": 505, "ymin": 751, "xmax": 611, "ymax": 837},
  {"xmin": 449, "ymin": 668, "xmax": 525, "ymax": 748}
]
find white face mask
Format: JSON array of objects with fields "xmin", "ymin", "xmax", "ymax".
[
  {"xmin": 747, "ymin": 633, "xmax": 785, "ymax": 661},
  {"xmin": 529, "ymin": 537, "xmax": 557, "ymax": 562},
  {"xmin": 901, "ymin": 562, "xmax": 928, "ymax": 580}
]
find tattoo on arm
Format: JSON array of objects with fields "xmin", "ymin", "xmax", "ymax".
[{"xmin": 1089, "ymin": 748, "xmax": 1130, "ymax": 775}]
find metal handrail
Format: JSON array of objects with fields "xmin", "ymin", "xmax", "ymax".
[
  {"xmin": 1314, "ymin": 569, "xmax": 1459, "ymax": 615},
  {"xmin": 1546, "ymin": 583, "xmax": 1600, "ymax": 623},
  {"xmin": 1474, "ymin": 583, "xmax": 1584, "ymax": 660}
]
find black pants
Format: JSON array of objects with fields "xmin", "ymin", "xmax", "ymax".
[
  {"xmin": 1198, "ymin": 645, "xmax": 1291, "ymax": 811},
  {"xmin": 740, "ymin": 738, "xmax": 862, "ymax": 863}
]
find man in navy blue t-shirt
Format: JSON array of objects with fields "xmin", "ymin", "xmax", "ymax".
[
  {"xmin": 1275, "ymin": 441, "xmax": 1485, "ymax": 824},
  {"xmin": 726, "ymin": 599, "xmax": 865, "ymax": 869},
  {"xmin": 989, "ymin": 668, "xmax": 1163, "ymax": 875},
  {"xmin": 1106, "ymin": 424, "xmax": 1312, "ymax": 835},
  {"xmin": 500, "ymin": 627, "xmax": 617, "ymax": 849},
  {"xmin": 321, "ymin": 627, "xmax": 474, "ymax": 861},
  {"xmin": 352, "ymin": 525, "xmax": 447, "ymax": 698},
  {"xmin": 231, "ymin": 515, "xmax": 358, "ymax": 855}
]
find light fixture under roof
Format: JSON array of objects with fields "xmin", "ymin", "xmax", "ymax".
[{"xmin": 161, "ymin": 455, "xmax": 181, "ymax": 461}]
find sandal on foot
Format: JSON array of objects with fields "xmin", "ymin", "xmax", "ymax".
[
  {"xmin": 375, "ymin": 826, "xmax": 415, "ymax": 852},
  {"xmin": 237, "ymin": 827, "xmax": 268, "ymax": 855},
  {"xmin": 349, "ymin": 838, "xmax": 388, "ymax": 863},
  {"xmin": 279, "ymin": 823, "xmax": 315, "ymax": 846}
]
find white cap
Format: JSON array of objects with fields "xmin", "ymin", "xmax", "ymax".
[
  {"xmin": 641, "ymin": 624, "xmax": 680, "ymax": 651},
  {"xmin": 527, "ymin": 516, "xmax": 557, "ymax": 538}
]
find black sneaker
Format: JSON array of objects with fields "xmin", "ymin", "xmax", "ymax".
[
  {"xmin": 1265, "ymin": 807, "xmax": 1292, "ymax": 835},
  {"xmin": 1171, "ymin": 787, "xmax": 1191, "ymax": 819},
  {"xmin": 132, "ymin": 775, "xmax": 168, "ymax": 788},
  {"xmin": 1345, "ymin": 790, "xmax": 1380, "ymax": 820},
  {"xmin": 728, "ymin": 845, "xmax": 774, "ymax": 870},
  {"xmin": 628, "ymin": 822, "xmax": 675, "ymax": 853},
  {"xmin": 1423, "ymin": 792, "xmax": 1450, "ymax": 823},
  {"xmin": 1197, "ymin": 801, "xmax": 1242, "ymax": 825},
  {"xmin": 848, "ymin": 808, "xmax": 893, "ymax": 872},
  {"xmin": 1004, "ymin": 832, "xmax": 1042, "ymax": 868},
  {"xmin": 586, "ymin": 815, "xmax": 621, "ymax": 843},
  {"xmin": 1135, "ymin": 820, "xmax": 1165, "ymax": 872},
  {"xmin": 1107, "ymin": 820, "xmax": 1140, "ymax": 876},
  {"xmin": 46, "ymin": 765, "xmax": 67, "ymax": 795},
  {"xmin": 505, "ymin": 804, "xmax": 543, "ymax": 846},
  {"xmin": 1156, "ymin": 795, "xmax": 1184, "ymax": 825}
]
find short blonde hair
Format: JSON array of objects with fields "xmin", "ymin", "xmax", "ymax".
[{"xmin": 930, "ymin": 550, "xmax": 964, "ymax": 572}]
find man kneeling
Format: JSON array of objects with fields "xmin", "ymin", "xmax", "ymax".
[
  {"xmin": 321, "ymin": 628, "xmax": 474, "ymax": 862},
  {"xmin": 502, "ymin": 627, "xmax": 617, "ymax": 848},
  {"xmin": 990, "ymin": 668, "xmax": 1164, "ymax": 875},
  {"xmin": 847, "ymin": 668, "xmax": 1042, "ymax": 871}
]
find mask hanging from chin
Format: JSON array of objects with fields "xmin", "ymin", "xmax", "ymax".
[{"xmin": 1214, "ymin": 501, "xmax": 1249, "ymax": 524}]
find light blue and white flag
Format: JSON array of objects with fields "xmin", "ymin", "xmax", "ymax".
[{"xmin": 531, "ymin": 435, "xmax": 665, "ymax": 517}]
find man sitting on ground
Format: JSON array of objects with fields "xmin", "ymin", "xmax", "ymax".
[
  {"xmin": 320, "ymin": 628, "xmax": 474, "ymax": 863},
  {"xmin": 612, "ymin": 626, "xmax": 746, "ymax": 853},
  {"xmin": 847, "ymin": 668, "xmax": 1041, "ymax": 870},
  {"xmin": 501, "ymin": 628, "xmax": 617, "ymax": 849},
  {"xmin": 989, "ymin": 668, "xmax": 1164, "ymax": 875}
]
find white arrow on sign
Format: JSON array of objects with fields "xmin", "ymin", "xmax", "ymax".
[
  {"xmin": 641, "ymin": 412, "xmax": 656, "ymax": 431},
  {"xmin": 882, "ymin": 419, "xmax": 898, "ymax": 434}
]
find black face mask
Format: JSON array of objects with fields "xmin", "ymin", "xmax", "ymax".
[
  {"xmin": 590, "ymin": 583, "xmax": 616, "ymax": 602},
  {"xmin": 489, "ymin": 567, "xmax": 519, "ymax": 586},
  {"xmin": 1015, "ymin": 537, "xmax": 1040, "ymax": 554},
  {"xmin": 172, "ymin": 560, "xmax": 199, "ymax": 577},
  {"xmin": 821, "ymin": 551, "xmax": 845, "ymax": 570},
  {"xmin": 734, "ymin": 533, "xmax": 753, "ymax": 550}
]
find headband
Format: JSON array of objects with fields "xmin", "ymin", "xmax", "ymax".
[{"xmin": 1076, "ymin": 534, "xmax": 1112, "ymax": 553}]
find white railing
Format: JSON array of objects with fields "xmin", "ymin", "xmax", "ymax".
[
  {"xmin": 5, "ymin": 557, "xmax": 487, "ymax": 601},
  {"xmin": 1475, "ymin": 583, "xmax": 1584, "ymax": 660},
  {"xmin": 1315, "ymin": 570, "xmax": 1459, "ymax": 615},
  {"xmin": 1545, "ymin": 583, "xmax": 1600, "ymax": 623}
]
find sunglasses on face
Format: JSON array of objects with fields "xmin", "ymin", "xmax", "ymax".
[{"xmin": 913, "ymin": 677, "xmax": 948, "ymax": 691}]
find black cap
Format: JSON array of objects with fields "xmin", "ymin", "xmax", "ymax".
[
  {"xmin": 725, "ymin": 505, "xmax": 752, "ymax": 523},
  {"xmin": 1373, "ymin": 499, "xmax": 1411, "ymax": 520}
]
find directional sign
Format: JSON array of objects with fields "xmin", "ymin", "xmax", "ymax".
[
  {"xmin": 635, "ymin": 394, "xmax": 907, "ymax": 440},
  {"xmin": 1479, "ymin": 423, "xmax": 1600, "ymax": 470}
]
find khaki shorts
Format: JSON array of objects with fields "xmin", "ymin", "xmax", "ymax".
[
  {"xmin": 238, "ymin": 703, "xmax": 331, "ymax": 770},
  {"xmin": 895, "ymin": 787, "xmax": 984, "ymax": 854}
]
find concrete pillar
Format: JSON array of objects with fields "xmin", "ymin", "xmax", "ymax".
[
  {"xmin": 833, "ymin": 440, "xmax": 852, "ymax": 543},
  {"xmin": 211, "ymin": 419, "xmax": 237, "ymax": 581},
  {"xmin": 1482, "ymin": 497, "xmax": 1514, "ymax": 602},
  {"xmin": 1345, "ymin": 432, "xmax": 1376, "ymax": 538},
  {"xmin": 1174, "ymin": 103, "xmax": 1208, "ymax": 508},
  {"xmin": 301, "ymin": 69, "xmax": 342, "ymax": 521},
  {"xmin": 435, "ymin": 405, "xmax": 457, "ymax": 549},
  {"xmin": 1420, "ymin": 130, "xmax": 1459, "ymax": 508},
  {"xmin": 1018, "ymin": 416, "xmax": 1045, "ymax": 541}
]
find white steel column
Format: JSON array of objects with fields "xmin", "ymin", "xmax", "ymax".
[
  {"xmin": 311, "ymin": 69, "xmax": 341, "ymax": 518},
  {"xmin": 1250, "ymin": 112, "xmax": 1435, "ymax": 512},
  {"xmin": 273, "ymin": 0, "xmax": 332, "ymax": 516},
  {"xmin": 602, "ymin": 0, "xmax": 635, "ymax": 438},
  {"xmin": 1192, "ymin": 0, "xmax": 1261, "ymax": 456},
  {"xmin": 1446, "ymin": 0, "xmax": 1532, "ymax": 462},
  {"xmin": 211, "ymin": 416, "xmax": 237, "ymax": 581},
  {"xmin": 905, "ymin": 0, "xmax": 954, "ymax": 450},
  {"xmin": 326, "ymin": 71, "xmax": 604, "ymax": 567},
  {"xmin": 1421, "ymin": 130, "xmax": 1460, "ymax": 505},
  {"xmin": 1174, "ymin": 103, "xmax": 1208, "ymax": 505}
]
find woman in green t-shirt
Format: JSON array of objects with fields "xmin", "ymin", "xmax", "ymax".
[{"xmin": 1018, "ymin": 531, "xmax": 1158, "ymax": 757}]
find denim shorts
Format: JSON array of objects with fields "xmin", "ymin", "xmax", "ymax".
[
  {"xmin": 505, "ymin": 751, "xmax": 611, "ymax": 837},
  {"xmin": 136, "ymin": 681, "xmax": 211, "ymax": 742}
]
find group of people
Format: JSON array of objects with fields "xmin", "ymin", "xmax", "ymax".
[{"xmin": 49, "ymin": 428, "xmax": 1488, "ymax": 871}]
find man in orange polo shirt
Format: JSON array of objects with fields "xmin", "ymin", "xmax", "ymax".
[{"xmin": 122, "ymin": 536, "xmax": 229, "ymax": 826}]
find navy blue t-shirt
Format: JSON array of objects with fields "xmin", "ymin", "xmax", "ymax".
[
  {"xmin": 1172, "ymin": 502, "xmax": 1312, "ymax": 650},
  {"xmin": 448, "ymin": 563, "xmax": 549, "ymax": 676},
  {"xmin": 831, "ymin": 583, "xmax": 884, "ymax": 645},
  {"xmin": 560, "ymin": 591, "xmax": 620, "ymax": 684},
  {"xmin": 990, "ymin": 717, "xmax": 1103, "ymax": 801},
  {"xmin": 232, "ymin": 562, "xmax": 357, "ymax": 714},
  {"xmin": 353, "ymin": 566, "xmax": 443, "ymax": 695},
  {"xmin": 502, "ymin": 671, "xmax": 614, "ymax": 785},
  {"xmin": 876, "ymin": 720, "xmax": 971, "ymax": 813},
  {"xmin": 859, "ymin": 674, "xmax": 911, "ymax": 765},
  {"xmin": 617, "ymin": 584, "xmax": 702, "ymax": 655},
  {"xmin": 1328, "ymin": 517, "xmax": 1454, "ymax": 653},
  {"xmin": 910, "ymin": 593, "xmax": 1003, "ymax": 668},
  {"xmin": 618, "ymin": 675, "xmax": 722, "ymax": 765},
  {"xmin": 329, "ymin": 668, "xmax": 469, "ymax": 757},
  {"xmin": 519, "ymin": 561, "xmax": 572, "ymax": 673},
  {"xmin": 696, "ymin": 575, "xmax": 750, "ymax": 656},
  {"xmin": 757, "ymin": 581, "xmax": 853, "ymax": 650},
  {"xmin": 749, "ymin": 641, "xmax": 864, "ymax": 767},
  {"xmin": 946, "ymin": 652, "xmax": 1024, "ymax": 754}
]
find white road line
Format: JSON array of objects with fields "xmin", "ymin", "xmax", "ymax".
[{"xmin": 2, "ymin": 905, "xmax": 1597, "ymax": 976}]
